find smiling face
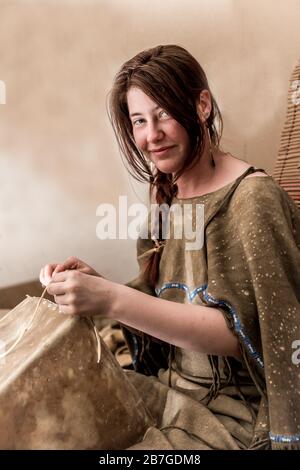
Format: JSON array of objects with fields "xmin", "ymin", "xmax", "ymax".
[{"xmin": 127, "ymin": 87, "xmax": 191, "ymax": 175}]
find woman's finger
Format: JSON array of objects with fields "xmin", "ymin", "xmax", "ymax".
[
  {"xmin": 47, "ymin": 281, "xmax": 67, "ymax": 296},
  {"xmin": 53, "ymin": 293, "xmax": 68, "ymax": 305},
  {"xmin": 65, "ymin": 256, "xmax": 80, "ymax": 267},
  {"xmin": 51, "ymin": 270, "xmax": 70, "ymax": 283},
  {"xmin": 44, "ymin": 264, "xmax": 58, "ymax": 285},
  {"xmin": 57, "ymin": 304, "xmax": 76, "ymax": 315},
  {"xmin": 40, "ymin": 265, "xmax": 54, "ymax": 286},
  {"xmin": 52, "ymin": 258, "xmax": 82, "ymax": 278},
  {"xmin": 53, "ymin": 263, "xmax": 69, "ymax": 274}
]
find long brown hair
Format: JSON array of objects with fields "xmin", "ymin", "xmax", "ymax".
[{"xmin": 107, "ymin": 44, "xmax": 223, "ymax": 288}]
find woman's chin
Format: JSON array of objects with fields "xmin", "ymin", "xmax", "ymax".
[{"xmin": 155, "ymin": 163, "xmax": 181, "ymax": 174}]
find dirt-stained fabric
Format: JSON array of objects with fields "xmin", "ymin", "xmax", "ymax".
[{"xmin": 0, "ymin": 297, "xmax": 152, "ymax": 449}]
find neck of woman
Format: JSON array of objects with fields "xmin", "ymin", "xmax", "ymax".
[{"xmin": 175, "ymin": 145, "xmax": 221, "ymax": 199}]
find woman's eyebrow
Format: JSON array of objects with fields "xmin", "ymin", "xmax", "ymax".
[{"xmin": 130, "ymin": 105, "xmax": 160, "ymax": 118}]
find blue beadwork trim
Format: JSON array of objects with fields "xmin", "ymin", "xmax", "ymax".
[
  {"xmin": 156, "ymin": 281, "xmax": 264, "ymax": 369},
  {"xmin": 155, "ymin": 282, "xmax": 206, "ymax": 303},
  {"xmin": 270, "ymin": 432, "xmax": 300, "ymax": 443},
  {"xmin": 202, "ymin": 289, "xmax": 264, "ymax": 369}
]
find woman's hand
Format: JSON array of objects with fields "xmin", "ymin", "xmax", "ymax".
[
  {"xmin": 39, "ymin": 256, "xmax": 102, "ymax": 287},
  {"xmin": 46, "ymin": 270, "xmax": 115, "ymax": 317}
]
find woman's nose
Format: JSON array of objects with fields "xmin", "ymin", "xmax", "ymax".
[{"xmin": 147, "ymin": 122, "xmax": 164, "ymax": 144}]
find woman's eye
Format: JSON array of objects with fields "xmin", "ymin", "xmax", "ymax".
[
  {"xmin": 160, "ymin": 110, "xmax": 169, "ymax": 118},
  {"xmin": 133, "ymin": 119, "xmax": 144, "ymax": 126}
]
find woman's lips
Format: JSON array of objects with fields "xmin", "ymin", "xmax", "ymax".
[{"xmin": 151, "ymin": 146, "xmax": 175, "ymax": 156}]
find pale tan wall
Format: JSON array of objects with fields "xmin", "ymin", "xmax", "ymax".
[{"xmin": 0, "ymin": 0, "xmax": 299, "ymax": 288}]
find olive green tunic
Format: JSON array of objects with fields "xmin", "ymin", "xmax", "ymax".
[{"xmin": 124, "ymin": 167, "xmax": 300, "ymax": 450}]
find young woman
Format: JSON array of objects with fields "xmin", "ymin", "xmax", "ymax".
[{"xmin": 40, "ymin": 45, "xmax": 300, "ymax": 450}]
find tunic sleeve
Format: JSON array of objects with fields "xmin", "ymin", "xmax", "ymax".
[{"xmin": 207, "ymin": 177, "xmax": 300, "ymax": 449}]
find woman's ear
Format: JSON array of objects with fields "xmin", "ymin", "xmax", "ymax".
[{"xmin": 196, "ymin": 89, "xmax": 212, "ymax": 123}]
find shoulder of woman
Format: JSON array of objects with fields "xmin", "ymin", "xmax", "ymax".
[
  {"xmin": 229, "ymin": 172, "xmax": 297, "ymax": 214},
  {"xmin": 234, "ymin": 172, "xmax": 283, "ymax": 201}
]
